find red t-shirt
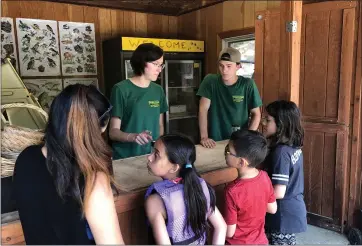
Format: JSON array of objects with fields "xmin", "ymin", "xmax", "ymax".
[{"xmin": 224, "ymin": 170, "xmax": 276, "ymax": 245}]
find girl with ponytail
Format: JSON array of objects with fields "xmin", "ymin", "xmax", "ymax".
[
  {"xmin": 13, "ymin": 84, "xmax": 124, "ymax": 245},
  {"xmin": 145, "ymin": 134, "xmax": 226, "ymax": 245}
]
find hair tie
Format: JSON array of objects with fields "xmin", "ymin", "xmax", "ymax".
[{"xmin": 185, "ymin": 163, "xmax": 192, "ymax": 169}]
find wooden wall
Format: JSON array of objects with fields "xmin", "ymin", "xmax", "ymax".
[
  {"xmin": 178, "ymin": 1, "xmax": 280, "ymax": 74},
  {"xmin": 1, "ymin": 0, "xmax": 178, "ymax": 92}
]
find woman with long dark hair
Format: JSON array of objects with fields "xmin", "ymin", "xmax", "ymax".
[
  {"xmin": 144, "ymin": 134, "xmax": 226, "ymax": 245},
  {"xmin": 262, "ymin": 100, "xmax": 307, "ymax": 245},
  {"xmin": 13, "ymin": 84, "xmax": 124, "ymax": 245}
]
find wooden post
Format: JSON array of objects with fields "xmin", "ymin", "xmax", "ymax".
[{"xmin": 279, "ymin": 1, "xmax": 302, "ymax": 105}]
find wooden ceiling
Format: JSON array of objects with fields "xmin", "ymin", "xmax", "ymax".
[{"xmin": 44, "ymin": 0, "xmax": 226, "ymax": 16}]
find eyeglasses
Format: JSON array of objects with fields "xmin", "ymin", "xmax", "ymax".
[
  {"xmin": 149, "ymin": 62, "xmax": 165, "ymax": 70},
  {"xmin": 224, "ymin": 144, "xmax": 239, "ymax": 158},
  {"xmin": 99, "ymin": 105, "xmax": 113, "ymax": 121}
]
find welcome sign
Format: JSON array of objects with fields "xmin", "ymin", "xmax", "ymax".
[{"xmin": 121, "ymin": 37, "xmax": 204, "ymax": 52}]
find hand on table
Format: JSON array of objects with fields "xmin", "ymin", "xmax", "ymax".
[{"xmin": 200, "ymin": 138, "xmax": 216, "ymax": 149}]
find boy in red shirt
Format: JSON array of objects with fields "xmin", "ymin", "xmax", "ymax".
[{"xmin": 224, "ymin": 130, "xmax": 277, "ymax": 244}]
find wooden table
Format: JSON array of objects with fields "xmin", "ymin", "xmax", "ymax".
[{"xmin": 1, "ymin": 141, "xmax": 237, "ymax": 245}]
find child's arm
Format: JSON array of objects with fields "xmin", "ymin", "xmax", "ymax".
[
  {"xmin": 274, "ymin": 184, "xmax": 287, "ymax": 199},
  {"xmin": 267, "ymin": 201, "xmax": 277, "ymax": 214},
  {"xmin": 223, "ymin": 188, "xmax": 238, "ymax": 238},
  {"xmin": 145, "ymin": 194, "xmax": 171, "ymax": 245},
  {"xmin": 208, "ymin": 207, "xmax": 227, "ymax": 244},
  {"xmin": 226, "ymin": 224, "xmax": 236, "ymax": 238}
]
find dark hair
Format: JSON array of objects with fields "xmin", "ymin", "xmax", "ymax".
[
  {"xmin": 44, "ymin": 84, "xmax": 117, "ymax": 211},
  {"xmin": 265, "ymin": 100, "xmax": 304, "ymax": 148},
  {"xmin": 230, "ymin": 130, "xmax": 268, "ymax": 167},
  {"xmin": 130, "ymin": 43, "xmax": 164, "ymax": 76},
  {"xmin": 159, "ymin": 134, "xmax": 216, "ymax": 240}
]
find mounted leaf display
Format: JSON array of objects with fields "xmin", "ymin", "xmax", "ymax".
[
  {"xmin": 1, "ymin": 17, "xmax": 19, "ymax": 72},
  {"xmin": 58, "ymin": 21, "xmax": 97, "ymax": 75},
  {"xmin": 23, "ymin": 78, "xmax": 62, "ymax": 112},
  {"xmin": 16, "ymin": 18, "xmax": 61, "ymax": 76}
]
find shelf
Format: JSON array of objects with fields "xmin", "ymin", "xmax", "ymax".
[{"xmin": 169, "ymin": 112, "xmax": 197, "ymax": 120}]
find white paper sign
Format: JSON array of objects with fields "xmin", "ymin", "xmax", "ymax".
[
  {"xmin": 59, "ymin": 22, "xmax": 97, "ymax": 76},
  {"xmin": 16, "ymin": 18, "xmax": 61, "ymax": 76},
  {"xmin": 23, "ymin": 78, "xmax": 63, "ymax": 112},
  {"xmin": 1, "ymin": 17, "xmax": 19, "ymax": 71}
]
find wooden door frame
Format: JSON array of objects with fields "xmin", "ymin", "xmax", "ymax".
[{"xmin": 255, "ymin": 1, "xmax": 358, "ymax": 232}]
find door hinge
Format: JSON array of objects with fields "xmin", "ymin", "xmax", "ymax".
[{"xmin": 286, "ymin": 21, "xmax": 298, "ymax": 32}]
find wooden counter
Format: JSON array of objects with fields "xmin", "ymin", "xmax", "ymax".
[{"xmin": 1, "ymin": 141, "xmax": 237, "ymax": 245}]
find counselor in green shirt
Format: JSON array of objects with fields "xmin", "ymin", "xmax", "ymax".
[
  {"xmin": 197, "ymin": 47, "xmax": 262, "ymax": 148},
  {"xmin": 109, "ymin": 43, "xmax": 168, "ymax": 159}
]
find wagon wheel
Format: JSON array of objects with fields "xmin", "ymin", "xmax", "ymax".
[{"xmin": 348, "ymin": 227, "xmax": 362, "ymax": 245}]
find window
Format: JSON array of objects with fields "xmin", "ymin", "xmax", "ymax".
[{"xmin": 222, "ymin": 34, "xmax": 255, "ymax": 78}]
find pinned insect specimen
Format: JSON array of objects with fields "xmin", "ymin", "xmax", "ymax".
[
  {"xmin": 74, "ymin": 36, "xmax": 83, "ymax": 43},
  {"xmin": 49, "ymin": 36, "xmax": 57, "ymax": 47},
  {"xmin": 84, "ymin": 63, "xmax": 96, "ymax": 73},
  {"xmin": 46, "ymin": 25, "xmax": 55, "ymax": 35},
  {"xmin": 63, "ymin": 24, "xmax": 69, "ymax": 30},
  {"xmin": 3, "ymin": 44, "xmax": 14, "ymax": 56},
  {"xmin": 1, "ymin": 21, "xmax": 12, "ymax": 33},
  {"xmin": 35, "ymin": 36, "xmax": 45, "ymax": 41},
  {"xmin": 35, "ymin": 57, "xmax": 44, "ymax": 62},
  {"xmin": 86, "ymin": 54, "xmax": 95, "ymax": 63},
  {"xmin": 31, "ymin": 42, "xmax": 41, "ymax": 54},
  {"xmin": 85, "ymin": 25, "xmax": 92, "ymax": 33},
  {"xmin": 62, "ymin": 32, "xmax": 72, "ymax": 40},
  {"xmin": 73, "ymin": 28, "xmax": 80, "ymax": 34},
  {"xmin": 63, "ymin": 52, "xmax": 74, "ymax": 64},
  {"xmin": 76, "ymin": 57, "xmax": 82, "ymax": 64},
  {"xmin": 65, "ymin": 46, "xmax": 72, "ymax": 51},
  {"xmin": 82, "ymin": 33, "xmax": 94, "ymax": 43},
  {"xmin": 22, "ymin": 54, "xmax": 29, "ymax": 63},
  {"xmin": 22, "ymin": 34, "xmax": 31, "ymax": 46},
  {"xmin": 47, "ymin": 57, "xmax": 56, "ymax": 68},
  {"xmin": 31, "ymin": 24, "xmax": 40, "ymax": 30},
  {"xmin": 49, "ymin": 48, "xmax": 59, "ymax": 57},
  {"xmin": 27, "ymin": 57, "xmax": 35, "ymax": 70},
  {"xmin": 40, "ymin": 43, "xmax": 48, "ymax": 49},
  {"xmin": 61, "ymin": 40, "xmax": 72, "ymax": 45},
  {"xmin": 38, "ymin": 65, "xmax": 45, "ymax": 72},
  {"xmin": 18, "ymin": 20, "xmax": 30, "ymax": 31},
  {"xmin": 74, "ymin": 44, "xmax": 83, "ymax": 54},
  {"xmin": 65, "ymin": 66, "xmax": 75, "ymax": 74},
  {"xmin": 1, "ymin": 34, "xmax": 4, "ymax": 42},
  {"xmin": 22, "ymin": 46, "xmax": 29, "ymax": 53},
  {"xmin": 76, "ymin": 65, "xmax": 83, "ymax": 72},
  {"xmin": 29, "ymin": 30, "xmax": 37, "ymax": 37},
  {"xmin": 85, "ymin": 44, "xmax": 95, "ymax": 52}
]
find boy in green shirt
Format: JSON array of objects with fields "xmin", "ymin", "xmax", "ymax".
[
  {"xmin": 109, "ymin": 43, "xmax": 168, "ymax": 159},
  {"xmin": 197, "ymin": 47, "xmax": 262, "ymax": 148}
]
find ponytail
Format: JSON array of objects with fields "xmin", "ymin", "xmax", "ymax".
[
  {"xmin": 180, "ymin": 164, "xmax": 216, "ymax": 239},
  {"xmin": 159, "ymin": 134, "xmax": 216, "ymax": 240}
]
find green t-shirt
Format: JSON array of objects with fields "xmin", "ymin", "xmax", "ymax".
[
  {"xmin": 110, "ymin": 79, "xmax": 168, "ymax": 159},
  {"xmin": 196, "ymin": 74, "xmax": 262, "ymax": 141}
]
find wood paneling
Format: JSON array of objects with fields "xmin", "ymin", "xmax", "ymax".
[
  {"xmin": 177, "ymin": 1, "xmax": 281, "ymax": 74},
  {"xmin": 1, "ymin": 0, "xmax": 179, "ymax": 92},
  {"xmin": 254, "ymin": 1, "xmax": 358, "ymax": 231},
  {"xmin": 1, "ymin": 167, "xmax": 237, "ymax": 245},
  {"xmin": 347, "ymin": 0, "xmax": 362, "ymax": 228}
]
